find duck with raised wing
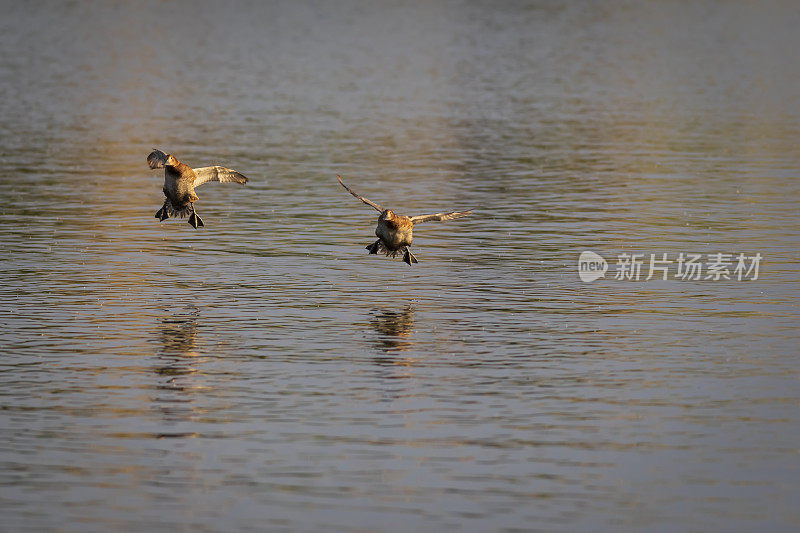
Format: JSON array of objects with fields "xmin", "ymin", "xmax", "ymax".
[
  {"xmin": 147, "ymin": 149, "xmax": 248, "ymax": 229},
  {"xmin": 337, "ymin": 175, "xmax": 471, "ymax": 265}
]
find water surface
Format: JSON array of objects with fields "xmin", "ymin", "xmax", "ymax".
[{"xmin": 0, "ymin": 1, "xmax": 798, "ymax": 531}]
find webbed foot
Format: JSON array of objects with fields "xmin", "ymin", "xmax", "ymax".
[
  {"xmin": 187, "ymin": 204, "xmax": 204, "ymax": 229},
  {"xmin": 402, "ymin": 249, "xmax": 418, "ymax": 266},
  {"xmin": 366, "ymin": 241, "xmax": 380, "ymax": 254},
  {"xmin": 155, "ymin": 206, "xmax": 169, "ymax": 221},
  {"xmin": 188, "ymin": 211, "xmax": 204, "ymax": 229}
]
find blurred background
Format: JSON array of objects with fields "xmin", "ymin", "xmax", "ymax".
[{"xmin": 0, "ymin": 1, "xmax": 798, "ymax": 530}]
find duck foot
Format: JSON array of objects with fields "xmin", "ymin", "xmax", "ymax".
[
  {"xmin": 403, "ymin": 249, "xmax": 418, "ymax": 265},
  {"xmin": 155, "ymin": 206, "xmax": 169, "ymax": 221},
  {"xmin": 187, "ymin": 211, "xmax": 204, "ymax": 229},
  {"xmin": 366, "ymin": 241, "xmax": 380, "ymax": 254}
]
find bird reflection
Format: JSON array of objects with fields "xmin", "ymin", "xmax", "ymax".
[
  {"xmin": 152, "ymin": 307, "xmax": 203, "ymax": 434},
  {"xmin": 369, "ymin": 306, "xmax": 420, "ymax": 400},
  {"xmin": 370, "ymin": 305, "xmax": 416, "ymax": 356},
  {"xmin": 157, "ymin": 312, "xmax": 200, "ymax": 358}
]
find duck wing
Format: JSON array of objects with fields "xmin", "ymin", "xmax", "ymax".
[
  {"xmin": 410, "ymin": 210, "xmax": 472, "ymax": 224},
  {"xmin": 147, "ymin": 149, "xmax": 168, "ymax": 169},
  {"xmin": 337, "ymin": 175, "xmax": 383, "ymax": 212},
  {"xmin": 192, "ymin": 166, "xmax": 249, "ymax": 187}
]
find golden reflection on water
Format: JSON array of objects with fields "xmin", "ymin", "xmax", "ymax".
[
  {"xmin": 370, "ymin": 305, "xmax": 416, "ymax": 356},
  {"xmin": 151, "ymin": 309, "xmax": 203, "ymax": 437},
  {"xmin": 370, "ymin": 306, "xmax": 419, "ymax": 393},
  {"xmin": 157, "ymin": 309, "xmax": 201, "ymax": 358}
]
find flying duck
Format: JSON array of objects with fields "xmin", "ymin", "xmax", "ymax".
[
  {"xmin": 147, "ymin": 149, "xmax": 248, "ymax": 229},
  {"xmin": 337, "ymin": 175, "xmax": 471, "ymax": 265}
]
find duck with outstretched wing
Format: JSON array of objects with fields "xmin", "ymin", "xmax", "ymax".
[
  {"xmin": 337, "ymin": 175, "xmax": 472, "ymax": 265},
  {"xmin": 147, "ymin": 149, "xmax": 248, "ymax": 229}
]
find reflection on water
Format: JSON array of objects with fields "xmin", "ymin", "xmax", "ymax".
[
  {"xmin": 152, "ymin": 309, "xmax": 202, "ymax": 437},
  {"xmin": 0, "ymin": 1, "xmax": 798, "ymax": 531},
  {"xmin": 370, "ymin": 305, "xmax": 415, "ymax": 354},
  {"xmin": 156, "ymin": 308, "xmax": 201, "ymax": 359}
]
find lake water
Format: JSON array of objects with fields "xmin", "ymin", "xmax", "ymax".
[{"xmin": 1, "ymin": 1, "xmax": 798, "ymax": 531}]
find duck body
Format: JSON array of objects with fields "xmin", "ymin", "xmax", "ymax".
[
  {"xmin": 162, "ymin": 157, "xmax": 200, "ymax": 217},
  {"xmin": 375, "ymin": 210, "xmax": 414, "ymax": 253}
]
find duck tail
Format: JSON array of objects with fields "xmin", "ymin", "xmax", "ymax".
[{"xmin": 162, "ymin": 203, "xmax": 191, "ymax": 218}]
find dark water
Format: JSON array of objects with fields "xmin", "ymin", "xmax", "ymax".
[{"xmin": 1, "ymin": 1, "xmax": 798, "ymax": 531}]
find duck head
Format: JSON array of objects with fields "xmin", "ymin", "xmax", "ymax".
[
  {"xmin": 379, "ymin": 209, "xmax": 395, "ymax": 221},
  {"xmin": 165, "ymin": 154, "xmax": 180, "ymax": 167}
]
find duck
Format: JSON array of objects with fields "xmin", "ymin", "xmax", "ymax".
[
  {"xmin": 147, "ymin": 149, "xmax": 248, "ymax": 229},
  {"xmin": 337, "ymin": 175, "xmax": 472, "ymax": 265}
]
